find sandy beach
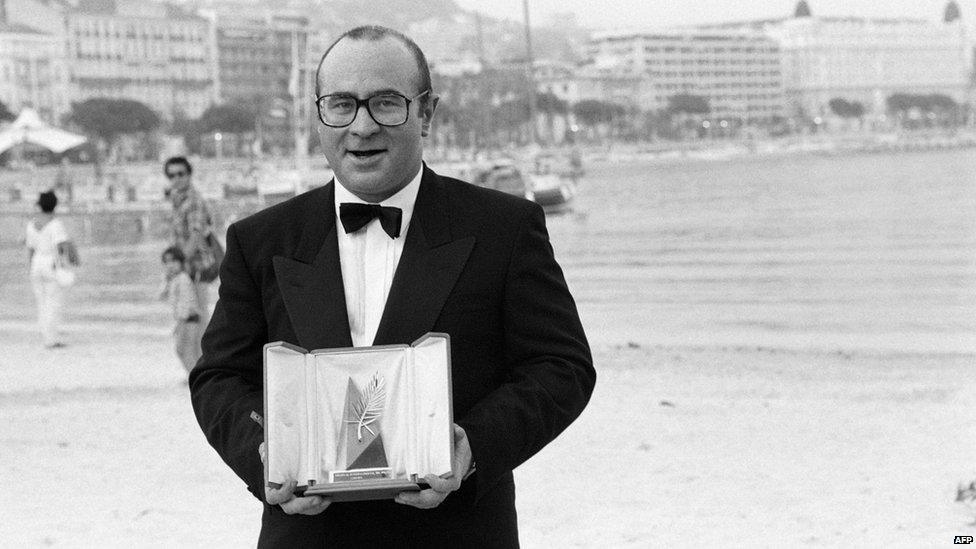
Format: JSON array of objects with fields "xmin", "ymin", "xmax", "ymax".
[
  {"xmin": 1, "ymin": 316, "xmax": 973, "ymax": 548},
  {"xmin": 3, "ymin": 152, "xmax": 976, "ymax": 547}
]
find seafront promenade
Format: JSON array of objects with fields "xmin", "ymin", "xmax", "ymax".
[
  {"xmin": 3, "ymin": 130, "xmax": 974, "ymax": 248},
  {"xmin": 3, "ymin": 130, "xmax": 975, "ymax": 204}
]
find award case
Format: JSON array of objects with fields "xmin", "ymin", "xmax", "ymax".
[{"xmin": 263, "ymin": 332, "xmax": 453, "ymax": 502}]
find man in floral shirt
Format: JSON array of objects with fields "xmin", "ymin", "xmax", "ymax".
[{"xmin": 163, "ymin": 156, "xmax": 214, "ymax": 331}]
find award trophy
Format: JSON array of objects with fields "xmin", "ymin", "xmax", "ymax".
[
  {"xmin": 332, "ymin": 374, "xmax": 392, "ymax": 482},
  {"xmin": 263, "ymin": 333, "xmax": 453, "ymax": 502}
]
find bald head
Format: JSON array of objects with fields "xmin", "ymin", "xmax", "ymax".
[{"xmin": 315, "ymin": 26, "xmax": 432, "ymax": 102}]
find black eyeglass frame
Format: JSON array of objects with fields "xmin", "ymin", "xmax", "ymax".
[
  {"xmin": 314, "ymin": 90, "xmax": 431, "ymax": 128},
  {"xmin": 165, "ymin": 171, "xmax": 189, "ymax": 179}
]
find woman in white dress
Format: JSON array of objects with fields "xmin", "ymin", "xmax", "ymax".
[{"xmin": 25, "ymin": 191, "xmax": 78, "ymax": 348}]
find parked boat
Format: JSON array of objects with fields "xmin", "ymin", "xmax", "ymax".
[
  {"xmin": 471, "ymin": 161, "xmax": 529, "ymax": 196},
  {"xmin": 432, "ymin": 154, "xmax": 578, "ymax": 214},
  {"xmin": 524, "ymin": 150, "xmax": 580, "ymax": 213},
  {"xmin": 525, "ymin": 172, "xmax": 576, "ymax": 214}
]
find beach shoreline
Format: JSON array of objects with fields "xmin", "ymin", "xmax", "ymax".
[{"xmin": 2, "ymin": 319, "xmax": 974, "ymax": 547}]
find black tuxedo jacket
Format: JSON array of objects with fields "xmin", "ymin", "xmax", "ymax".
[{"xmin": 189, "ymin": 166, "xmax": 595, "ymax": 548}]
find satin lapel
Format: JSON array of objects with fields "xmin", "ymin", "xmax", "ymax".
[
  {"xmin": 373, "ymin": 167, "xmax": 475, "ymax": 346},
  {"xmin": 272, "ymin": 182, "xmax": 353, "ymax": 350}
]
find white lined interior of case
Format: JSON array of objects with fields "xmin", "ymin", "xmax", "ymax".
[{"xmin": 265, "ymin": 335, "xmax": 452, "ymax": 487}]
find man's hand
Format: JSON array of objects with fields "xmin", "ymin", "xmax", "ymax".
[
  {"xmin": 395, "ymin": 424, "xmax": 472, "ymax": 509},
  {"xmin": 259, "ymin": 442, "xmax": 331, "ymax": 515}
]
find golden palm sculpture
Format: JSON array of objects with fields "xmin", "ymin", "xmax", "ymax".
[{"xmin": 341, "ymin": 373, "xmax": 389, "ymax": 471}]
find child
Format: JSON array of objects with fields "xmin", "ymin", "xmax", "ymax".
[{"xmin": 160, "ymin": 246, "xmax": 202, "ymax": 374}]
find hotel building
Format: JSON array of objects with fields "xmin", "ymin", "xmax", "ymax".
[
  {"xmin": 65, "ymin": 0, "xmax": 216, "ymax": 120},
  {"xmin": 535, "ymin": 60, "xmax": 651, "ymax": 112},
  {"xmin": 0, "ymin": 0, "xmax": 70, "ymax": 122},
  {"xmin": 585, "ymin": 29, "xmax": 785, "ymax": 125},
  {"xmin": 0, "ymin": 22, "xmax": 69, "ymax": 122},
  {"xmin": 700, "ymin": 1, "xmax": 972, "ymax": 120}
]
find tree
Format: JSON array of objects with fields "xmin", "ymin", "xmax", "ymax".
[
  {"xmin": 666, "ymin": 94, "xmax": 710, "ymax": 116},
  {"xmin": 0, "ymin": 100, "xmax": 14, "ymax": 122},
  {"xmin": 69, "ymin": 98, "xmax": 160, "ymax": 142},
  {"xmin": 570, "ymin": 100, "xmax": 627, "ymax": 142},
  {"xmin": 795, "ymin": 0, "xmax": 812, "ymax": 17},
  {"xmin": 886, "ymin": 93, "xmax": 915, "ymax": 114},
  {"xmin": 664, "ymin": 94, "xmax": 710, "ymax": 139},
  {"xmin": 572, "ymin": 100, "xmax": 617, "ymax": 126},
  {"xmin": 170, "ymin": 112, "xmax": 201, "ymax": 154},
  {"xmin": 536, "ymin": 92, "xmax": 568, "ymax": 115},
  {"xmin": 886, "ymin": 93, "xmax": 955, "ymax": 114},
  {"xmin": 68, "ymin": 98, "xmax": 160, "ymax": 182},
  {"xmin": 492, "ymin": 97, "xmax": 531, "ymax": 144},
  {"xmin": 945, "ymin": 0, "xmax": 961, "ymax": 23},
  {"xmin": 926, "ymin": 93, "xmax": 957, "ymax": 112},
  {"xmin": 195, "ymin": 104, "xmax": 257, "ymax": 135},
  {"xmin": 535, "ymin": 92, "xmax": 568, "ymax": 144},
  {"xmin": 887, "ymin": 93, "xmax": 960, "ymax": 128},
  {"xmin": 925, "ymin": 93, "xmax": 961, "ymax": 126},
  {"xmin": 828, "ymin": 98, "xmax": 864, "ymax": 119},
  {"xmin": 192, "ymin": 104, "xmax": 261, "ymax": 157}
]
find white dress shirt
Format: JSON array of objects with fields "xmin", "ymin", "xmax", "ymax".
[{"xmin": 334, "ymin": 166, "xmax": 423, "ymax": 347}]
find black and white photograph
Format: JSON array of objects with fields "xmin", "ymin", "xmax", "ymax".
[{"xmin": 1, "ymin": 0, "xmax": 975, "ymax": 546}]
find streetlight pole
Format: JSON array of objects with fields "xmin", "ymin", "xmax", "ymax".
[
  {"xmin": 475, "ymin": 11, "xmax": 487, "ymax": 151},
  {"xmin": 522, "ymin": 0, "xmax": 538, "ymax": 146},
  {"xmin": 290, "ymin": 28, "xmax": 305, "ymax": 174}
]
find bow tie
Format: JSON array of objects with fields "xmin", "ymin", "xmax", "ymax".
[{"xmin": 339, "ymin": 202, "xmax": 403, "ymax": 238}]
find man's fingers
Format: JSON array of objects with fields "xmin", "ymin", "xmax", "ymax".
[
  {"xmin": 395, "ymin": 488, "xmax": 448, "ymax": 509},
  {"xmin": 395, "ymin": 473, "xmax": 462, "ymax": 509},
  {"xmin": 265, "ymin": 479, "xmax": 296, "ymax": 505},
  {"xmin": 451, "ymin": 424, "xmax": 473, "ymax": 478},
  {"xmin": 281, "ymin": 495, "xmax": 331, "ymax": 516},
  {"xmin": 424, "ymin": 473, "xmax": 460, "ymax": 494},
  {"xmin": 452, "ymin": 423, "xmax": 467, "ymax": 443},
  {"xmin": 267, "ymin": 479, "xmax": 332, "ymax": 515}
]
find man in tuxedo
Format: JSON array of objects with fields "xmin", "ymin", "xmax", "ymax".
[{"xmin": 189, "ymin": 25, "xmax": 595, "ymax": 548}]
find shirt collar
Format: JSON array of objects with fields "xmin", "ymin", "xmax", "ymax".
[{"xmin": 333, "ymin": 164, "xmax": 423, "ymax": 228}]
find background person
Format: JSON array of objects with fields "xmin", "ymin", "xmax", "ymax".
[
  {"xmin": 163, "ymin": 156, "xmax": 214, "ymax": 333},
  {"xmin": 160, "ymin": 246, "xmax": 203, "ymax": 375},
  {"xmin": 25, "ymin": 190, "xmax": 78, "ymax": 348}
]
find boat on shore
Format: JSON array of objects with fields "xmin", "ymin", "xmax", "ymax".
[
  {"xmin": 524, "ymin": 150, "xmax": 580, "ymax": 214},
  {"xmin": 431, "ymin": 151, "xmax": 579, "ymax": 214},
  {"xmin": 525, "ymin": 172, "xmax": 576, "ymax": 214}
]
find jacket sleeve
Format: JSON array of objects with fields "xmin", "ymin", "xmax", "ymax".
[
  {"xmin": 456, "ymin": 202, "xmax": 596, "ymax": 502},
  {"xmin": 188, "ymin": 222, "xmax": 267, "ymax": 501}
]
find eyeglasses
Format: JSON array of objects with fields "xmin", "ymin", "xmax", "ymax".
[
  {"xmin": 166, "ymin": 171, "xmax": 188, "ymax": 179},
  {"xmin": 315, "ymin": 90, "xmax": 430, "ymax": 128}
]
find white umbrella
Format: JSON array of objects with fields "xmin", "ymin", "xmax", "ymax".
[{"xmin": 0, "ymin": 108, "xmax": 87, "ymax": 154}]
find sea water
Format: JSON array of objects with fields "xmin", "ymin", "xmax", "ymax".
[
  {"xmin": 2, "ymin": 148, "xmax": 974, "ymax": 353},
  {"xmin": 548, "ymin": 149, "xmax": 976, "ymax": 353}
]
